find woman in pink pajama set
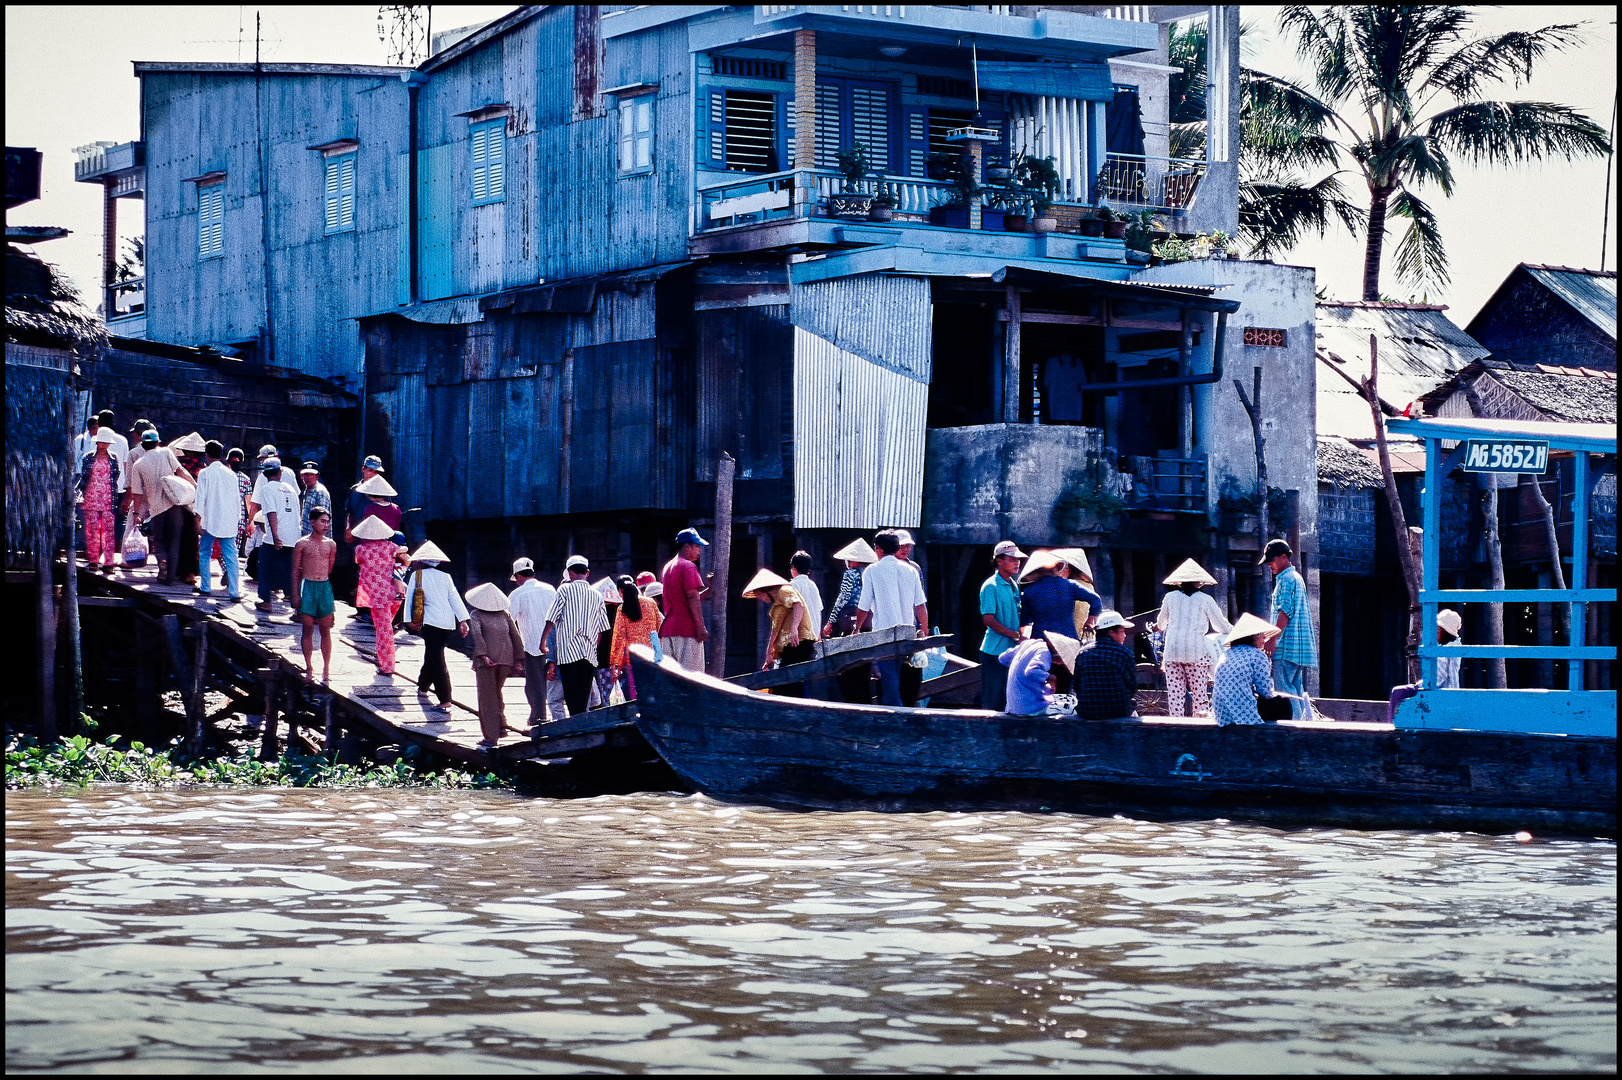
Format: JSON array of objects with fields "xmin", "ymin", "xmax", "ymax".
[
  {"xmin": 352, "ymin": 516, "xmax": 403, "ymax": 673},
  {"xmin": 77, "ymin": 430, "xmax": 122, "ymax": 572}
]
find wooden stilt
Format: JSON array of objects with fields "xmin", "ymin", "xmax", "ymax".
[
  {"xmin": 708, "ymin": 452, "xmax": 735, "ymax": 679},
  {"xmin": 189, "ymin": 622, "xmax": 208, "ymax": 755},
  {"xmin": 38, "ymin": 564, "xmax": 58, "ymax": 742},
  {"xmin": 257, "ymin": 668, "xmax": 281, "ymax": 760},
  {"xmin": 321, "ymin": 694, "xmax": 336, "ymax": 755}
]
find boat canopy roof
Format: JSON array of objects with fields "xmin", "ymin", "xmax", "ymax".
[{"xmin": 1389, "ymin": 415, "xmax": 1616, "ymax": 453}]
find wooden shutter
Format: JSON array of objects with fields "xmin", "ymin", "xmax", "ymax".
[
  {"xmin": 815, "ymin": 82, "xmax": 840, "ymax": 168},
  {"xmin": 850, "ymin": 85, "xmax": 891, "ymax": 172},
  {"xmin": 472, "ymin": 122, "xmax": 503, "ymax": 202},
  {"xmin": 325, "ymin": 155, "xmax": 355, "ymax": 231},
  {"xmin": 722, "ymin": 90, "xmax": 776, "ymax": 173},
  {"xmin": 903, "ymin": 104, "xmax": 929, "ymax": 177},
  {"xmin": 705, "ymin": 89, "xmax": 727, "ymax": 167},
  {"xmin": 199, "ymin": 184, "xmax": 223, "ymax": 258},
  {"xmin": 472, "ymin": 125, "xmax": 489, "ymax": 200}
]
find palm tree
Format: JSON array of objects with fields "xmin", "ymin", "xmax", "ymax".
[
  {"xmin": 1173, "ymin": 8, "xmax": 1610, "ymax": 300},
  {"xmin": 1272, "ymin": 7, "xmax": 1610, "ymax": 300}
]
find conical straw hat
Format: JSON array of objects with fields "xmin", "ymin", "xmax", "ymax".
[
  {"xmin": 1225, "ymin": 612, "xmax": 1281, "ymax": 645},
  {"xmin": 171, "ymin": 431, "xmax": 208, "ymax": 452},
  {"xmin": 741, "ymin": 567, "xmax": 792, "ymax": 599},
  {"xmin": 594, "ymin": 576, "xmax": 623, "ymax": 603},
  {"xmin": 1050, "ymin": 547, "xmax": 1094, "ymax": 583},
  {"xmin": 465, "ymin": 582, "xmax": 510, "ymax": 612},
  {"xmin": 831, "ymin": 537, "xmax": 878, "ymax": 563},
  {"xmin": 351, "ymin": 516, "xmax": 395, "ymax": 541},
  {"xmin": 410, "ymin": 541, "xmax": 450, "ymax": 563},
  {"xmin": 1017, "ymin": 549, "xmax": 1064, "ymax": 583},
  {"xmin": 1163, "ymin": 558, "xmax": 1216, "ymax": 586},
  {"xmin": 357, "ymin": 475, "xmax": 397, "ymax": 497},
  {"xmin": 1043, "ymin": 631, "xmax": 1083, "ymax": 673}
]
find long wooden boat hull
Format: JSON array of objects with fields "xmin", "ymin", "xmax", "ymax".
[{"xmin": 629, "ymin": 652, "xmax": 1616, "ymax": 837}]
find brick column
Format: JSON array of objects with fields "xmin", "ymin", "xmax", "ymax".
[
  {"xmin": 793, "ymin": 29, "xmax": 816, "ymax": 172},
  {"xmin": 102, "ymin": 181, "xmax": 118, "ymax": 316}
]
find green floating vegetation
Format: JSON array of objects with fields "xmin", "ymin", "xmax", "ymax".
[{"xmin": 5, "ymin": 733, "xmax": 509, "ymax": 791}]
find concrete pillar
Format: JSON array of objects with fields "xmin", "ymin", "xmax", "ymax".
[
  {"xmin": 102, "ymin": 181, "xmax": 118, "ymax": 316},
  {"xmin": 1003, "ymin": 286, "xmax": 1021, "ymax": 424},
  {"xmin": 793, "ymin": 30, "xmax": 816, "ymax": 171}
]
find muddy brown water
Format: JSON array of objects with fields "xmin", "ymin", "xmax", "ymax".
[{"xmin": 6, "ymin": 788, "xmax": 1615, "ymax": 1073}]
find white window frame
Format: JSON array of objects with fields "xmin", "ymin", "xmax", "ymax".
[
  {"xmin": 616, "ymin": 93, "xmax": 655, "ymax": 177},
  {"xmin": 198, "ymin": 181, "xmax": 224, "ymax": 260},
  {"xmin": 323, "ymin": 152, "xmax": 357, "ymax": 234},
  {"xmin": 471, "ymin": 119, "xmax": 506, "ymax": 205}
]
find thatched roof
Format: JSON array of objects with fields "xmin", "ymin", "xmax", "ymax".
[
  {"xmin": 1318, "ymin": 435, "xmax": 1386, "ymax": 489},
  {"xmin": 1489, "ymin": 367, "xmax": 1616, "ymax": 424},
  {"xmin": 5, "ymin": 245, "xmax": 106, "ymax": 352}
]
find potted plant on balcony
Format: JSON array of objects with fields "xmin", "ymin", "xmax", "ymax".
[
  {"xmin": 1013, "ymin": 153, "xmax": 1060, "ymax": 233},
  {"xmin": 1125, "ymin": 210, "xmax": 1163, "ymax": 254},
  {"xmin": 1096, "ymin": 204, "xmax": 1129, "ymax": 240},
  {"xmin": 1151, "ymin": 236, "xmax": 1194, "ymax": 265},
  {"xmin": 986, "ymin": 157, "xmax": 1013, "ymax": 184},
  {"xmin": 828, "ymin": 143, "xmax": 874, "ymax": 218},
  {"xmin": 869, "ymin": 184, "xmax": 897, "ymax": 222},
  {"xmin": 1077, "ymin": 210, "xmax": 1105, "ymax": 238},
  {"xmin": 929, "ymin": 171, "xmax": 985, "ymax": 229}
]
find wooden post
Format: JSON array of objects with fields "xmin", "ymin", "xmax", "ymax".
[
  {"xmin": 560, "ymin": 347, "xmax": 574, "ymax": 554},
  {"xmin": 1361, "ymin": 335, "xmax": 1422, "ymax": 683},
  {"xmin": 257, "ymin": 668, "xmax": 281, "ymax": 760},
  {"xmin": 63, "ymin": 391, "xmax": 83, "ymax": 734},
  {"xmin": 1003, "ymin": 286, "xmax": 1021, "ymax": 423},
  {"xmin": 188, "ymin": 623, "xmax": 208, "ymax": 755},
  {"xmin": 755, "ymin": 528, "xmax": 772, "ymax": 671},
  {"xmin": 37, "ymin": 566, "xmax": 58, "ymax": 742},
  {"xmin": 708, "ymin": 452, "xmax": 735, "ymax": 679},
  {"xmin": 321, "ymin": 694, "xmax": 336, "ymax": 755}
]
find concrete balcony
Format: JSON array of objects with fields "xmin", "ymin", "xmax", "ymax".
[{"xmin": 73, "ymin": 141, "xmax": 145, "ymax": 196}]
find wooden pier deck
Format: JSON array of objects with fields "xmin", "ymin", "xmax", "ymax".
[{"xmin": 81, "ymin": 558, "xmax": 642, "ymax": 772}]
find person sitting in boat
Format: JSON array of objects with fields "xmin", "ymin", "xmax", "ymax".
[
  {"xmin": 999, "ymin": 633, "xmax": 1064, "ymax": 716},
  {"xmin": 742, "ymin": 567, "xmax": 818, "ymax": 696},
  {"xmin": 1213, "ymin": 613, "xmax": 1285, "ymax": 727},
  {"xmin": 1071, "ymin": 611, "xmax": 1140, "ymax": 720},
  {"xmin": 1017, "ymin": 550, "xmax": 1104, "ymax": 696}
]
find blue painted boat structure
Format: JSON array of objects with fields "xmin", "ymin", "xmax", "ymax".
[
  {"xmin": 630, "ymin": 649, "xmax": 1614, "ymax": 836},
  {"xmin": 1388, "ymin": 416, "xmax": 1616, "ymax": 739}
]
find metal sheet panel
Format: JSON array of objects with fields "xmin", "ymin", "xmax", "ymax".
[
  {"xmin": 391, "ymin": 372, "xmax": 430, "ymax": 518},
  {"xmin": 1524, "ymin": 266, "xmax": 1617, "ymax": 341},
  {"xmin": 793, "ymin": 327, "xmax": 927, "ymax": 530},
  {"xmin": 790, "ymin": 274, "xmax": 932, "ymax": 383},
  {"xmin": 418, "ymin": 142, "xmax": 457, "ymax": 302},
  {"xmin": 696, "ymin": 305, "xmax": 791, "ymax": 482}
]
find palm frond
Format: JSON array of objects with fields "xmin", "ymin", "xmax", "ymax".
[
  {"xmin": 1424, "ymin": 23, "xmax": 1588, "ymax": 100},
  {"xmin": 1238, "ymin": 171, "xmax": 1367, "ymax": 259},
  {"xmin": 1427, "ymin": 100, "xmax": 1613, "ymax": 164},
  {"xmin": 1169, "ymin": 121, "xmax": 1206, "ymax": 161},
  {"xmin": 1280, "ymin": 5, "xmax": 1353, "ymax": 101},
  {"xmin": 1241, "ymin": 68, "xmax": 1339, "ymax": 133},
  {"xmin": 1365, "ymin": 133, "xmax": 1454, "ymax": 193},
  {"xmin": 1387, "ymin": 187, "xmax": 1449, "ymax": 294}
]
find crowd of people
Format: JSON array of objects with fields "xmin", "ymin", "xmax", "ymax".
[{"xmin": 87, "ymin": 409, "xmax": 1463, "ymax": 742}]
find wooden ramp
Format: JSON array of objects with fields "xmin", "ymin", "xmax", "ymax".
[{"xmin": 85, "ymin": 559, "xmax": 642, "ymax": 771}]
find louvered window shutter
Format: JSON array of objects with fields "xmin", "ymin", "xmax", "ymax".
[
  {"xmin": 705, "ymin": 90, "xmax": 727, "ymax": 167},
  {"xmin": 815, "ymin": 83, "xmax": 841, "ymax": 169},
  {"xmin": 199, "ymin": 184, "xmax": 224, "ymax": 258},
  {"xmin": 339, "ymin": 157, "xmax": 355, "ymax": 226},
  {"xmin": 485, "ymin": 124, "xmax": 504, "ymax": 199},
  {"xmin": 472, "ymin": 125, "xmax": 488, "ymax": 200},
  {"xmin": 325, "ymin": 160, "xmax": 341, "ymax": 230},
  {"xmin": 850, "ymin": 86, "xmax": 891, "ymax": 173},
  {"xmin": 900, "ymin": 106, "xmax": 927, "ymax": 178},
  {"xmin": 783, "ymin": 97, "xmax": 796, "ymax": 168}
]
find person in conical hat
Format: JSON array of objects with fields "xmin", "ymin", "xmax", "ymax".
[
  {"xmin": 1042, "ymin": 630, "xmax": 1082, "ymax": 675},
  {"xmin": 593, "ymin": 576, "xmax": 623, "ymax": 603},
  {"xmin": 401, "ymin": 540, "xmax": 470, "ymax": 714},
  {"xmin": 356, "ymin": 475, "xmax": 397, "ymax": 497},
  {"xmin": 1050, "ymin": 547, "xmax": 1094, "ymax": 585},
  {"xmin": 465, "ymin": 581, "xmax": 525, "ymax": 750},
  {"xmin": 743, "ymin": 568, "xmax": 818, "ymax": 685},
  {"xmin": 1435, "ymin": 608, "xmax": 1464, "ymax": 689},
  {"xmin": 1017, "ymin": 548, "xmax": 1104, "ymax": 695},
  {"xmin": 1212, "ymin": 613, "xmax": 1284, "ymax": 727},
  {"xmin": 352, "ymin": 516, "xmax": 405, "ymax": 675},
  {"xmin": 1154, "ymin": 558, "xmax": 1230, "ymax": 718},
  {"xmin": 824, "ymin": 539, "xmax": 878, "ymax": 647}
]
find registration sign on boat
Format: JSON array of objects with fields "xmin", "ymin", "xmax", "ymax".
[{"xmin": 1461, "ymin": 438, "xmax": 1549, "ymax": 474}]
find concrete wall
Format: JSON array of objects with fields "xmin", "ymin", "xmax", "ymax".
[{"xmin": 921, "ymin": 423, "xmax": 1111, "ymax": 547}]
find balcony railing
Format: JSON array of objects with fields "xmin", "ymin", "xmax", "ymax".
[
  {"xmin": 1124, "ymin": 454, "xmax": 1208, "ymax": 513},
  {"xmin": 1095, "ymin": 152, "xmax": 1205, "ymax": 211},
  {"xmin": 699, "ymin": 168, "xmax": 956, "ymax": 231},
  {"xmin": 107, "ymin": 277, "xmax": 146, "ymax": 321}
]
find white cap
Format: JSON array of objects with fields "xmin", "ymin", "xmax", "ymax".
[
  {"xmin": 512, "ymin": 557, "xmax": 535, "ymax": 577},
  {"xmin": 1094, "ymin": 610, "xmax": 1135, "ymax": 631}
]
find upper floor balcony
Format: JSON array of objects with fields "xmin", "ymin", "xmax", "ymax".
[{"xmin": 73, "ymin": 141, "xmax": 145, "ymax": 197}]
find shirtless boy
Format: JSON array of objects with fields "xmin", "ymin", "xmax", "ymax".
[{"xmin": 291, "ymin": 508, "xmax": 339, "ymax": 682}]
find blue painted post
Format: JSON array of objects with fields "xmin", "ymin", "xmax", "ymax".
[
  {"xmin": 1569, "ymin": 452, "xmax": 1590, "ymax": 691},
  {"xmin": 1421, "ymin": 436, "xmax": 1441, "ymax": 689}
]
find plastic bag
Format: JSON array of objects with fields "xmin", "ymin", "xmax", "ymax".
[
  {"xmin": 608, "ymin": 681, "xmax": 626, "ymax": 706},
  {"xmin": 122, "ymin": 525, "xmax": 149, "ymax": 565},
  {"xmin": 649, "ymin": 631, "xmax": 664, "ymax": 664}
]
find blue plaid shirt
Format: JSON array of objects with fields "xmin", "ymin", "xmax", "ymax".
[
  {"xmin": 1269, "ymin": 566, "xmax": 1317, "ymax": 667},
  {"xmin": 1072, "ymin": 637, "xmax": 1138, "ymax": 720}
]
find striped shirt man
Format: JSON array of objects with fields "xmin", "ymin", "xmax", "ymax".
[{"xmin": 547, "ymin": 579, "xmax": 610, "ymax": 666}]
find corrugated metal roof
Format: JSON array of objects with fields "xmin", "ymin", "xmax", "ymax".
[
  {"xmin": 1522, "ymin": 265, "xmax": 1617, "ymax": 341},
  {"xmin": 1315, "ymin": 302, "xmax": 1488, "ymax": 439},
  {"xmin": 791, "ymin": 273, "xmax": 932, "ymax": 383}
]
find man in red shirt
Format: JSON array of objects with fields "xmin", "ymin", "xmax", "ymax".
[{"xmin": 658, "ymin": 527, "xmax": 711, "ymax": 671}]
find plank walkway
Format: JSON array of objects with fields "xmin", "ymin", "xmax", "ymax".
[{"xmin": 88, "ymin": 557, "xmax": 637, "ymax": 770}]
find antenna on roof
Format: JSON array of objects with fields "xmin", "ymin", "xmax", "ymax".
[{"xmin": 378, "ymin": 5, "xmax": 431, "ymax": 66}]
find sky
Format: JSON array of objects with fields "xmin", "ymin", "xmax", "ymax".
[{"xmin": 6, "ymin": 5, "xmax": 1617, "ymax": 323}]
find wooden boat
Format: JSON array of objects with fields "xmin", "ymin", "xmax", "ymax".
[{"xmin": 628, "ymin": 648, "xmax": 1616, "ymax": 837}]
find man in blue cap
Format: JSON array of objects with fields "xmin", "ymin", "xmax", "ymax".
[{"xmin": 659, "ymin": 527, "xmax": 712, "ymax": 671}]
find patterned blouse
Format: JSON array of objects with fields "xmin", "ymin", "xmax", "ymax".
[
  {"xmin": 609, "ymin": 599, "xmax": 663, "ymax": 669},
  {"xmin": 1154, "ymin": 589, "xmax": 1232, "ymax": 664},
  {"xmin": 828, "ymin": 567, "xmax": 864, "ymax": 629},
  {"xmin": 1213, "ymin": 644, "xmax": 1276, "ymax": 726}
]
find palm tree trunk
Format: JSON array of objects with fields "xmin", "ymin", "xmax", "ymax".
[
  {"xmin": 1360, "ymin": 337, "xmax": 1421, "ymax": 682},
  {"xmin": 1362, "ymin": 185, "xmax": 1393, "ymax": 301}
]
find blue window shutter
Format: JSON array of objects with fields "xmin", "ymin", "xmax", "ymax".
[
  {"xmin": 486, "ymin": 124, "xmax": 504, "ymax": 200},
  {"xmin": 325, "ymin": 160, "xmax": 341, "ymax": 230},
  {"xmin": 979, "ymin": 93, "xmax": 1010, "ymax": 169},
  {"xmin": 902, "ymin": 105, "xmax": 929, "ymax": 177},
  {"xmin": 705, "ymin": 89, "xmax": 727, "ymax": 167},
  {"xmin": 782, "ymin": 95, "xmax": 795, "ymax": 168},
  {"xmin": 849, "ymin": 84, "xmax": 892, "ymax": 173},
  {"xmin": 815, "ymin": 82, "xmax": 841, "ymax": 169},
  {"xmin": 340, "ymin": 156, "xmax": 355, "ymax": 226},
  {"xmin": 199, "ymin": 184, "xmax": 223, "ymax": 258},
  {"xmin": 471, "ymin": 125, "xmax": 488, "ymax": 200}
]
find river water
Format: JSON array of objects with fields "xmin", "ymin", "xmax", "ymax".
[{"xmin": 6, "ymin": 788, "xmax": 1614, "ymax": 1074}]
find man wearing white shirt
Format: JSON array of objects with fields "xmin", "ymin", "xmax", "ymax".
[
  {"xmin": 193, "ymin": 441, "xmax": 244, "ymax": 601},
  {"xmin": 508, "ymin": 557, "xmax": 560, "ymax": 725},
  {"xmin": 251, "ymin": 458, "xmax": 301, "ymax": 613},
  {"xmin": 855, "ymin": 530, "xmax": 929, "ymax": 707}
]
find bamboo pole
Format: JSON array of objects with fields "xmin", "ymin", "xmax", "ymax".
[{"xmin": 708, "ymin": 452, "xmax": 735, "ymax": 679}]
